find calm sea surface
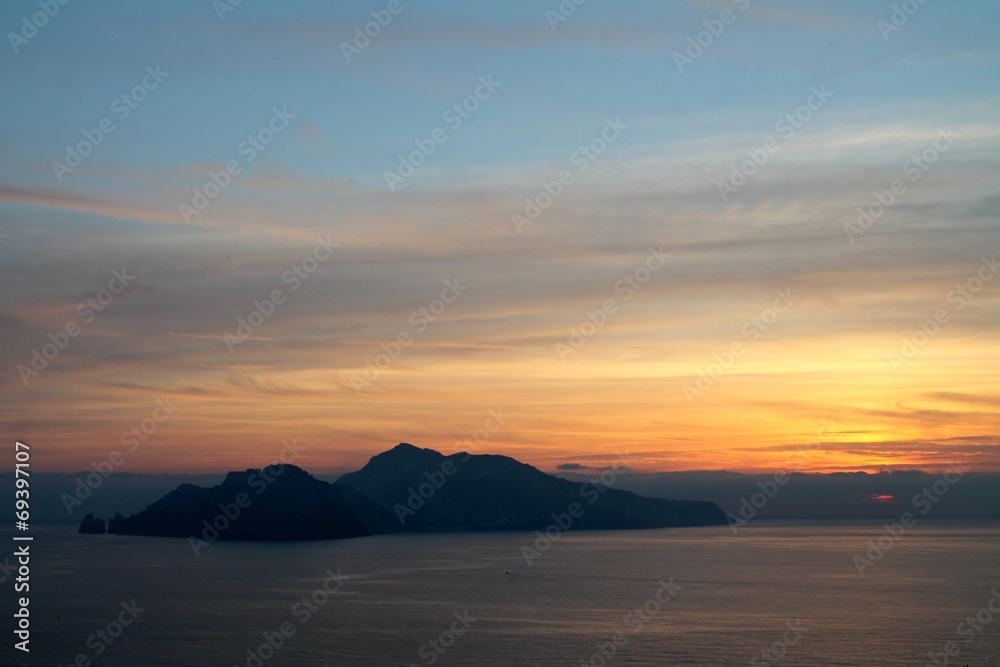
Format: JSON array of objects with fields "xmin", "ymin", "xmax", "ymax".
[{"xmin": 2, "ymin": 521, "xmax": 998, "ymax": 666}]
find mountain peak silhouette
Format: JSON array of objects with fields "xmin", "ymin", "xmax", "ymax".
[
  {"xmin": 90, "ymin": 444, "xmax": 726, "ymax": 541},
  {"xmin": 337, "ymin": 444, "xmax": 726, "ymax": 532}
]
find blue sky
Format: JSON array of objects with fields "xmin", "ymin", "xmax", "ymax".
[{"xmin": 3, "ymin": 0, "xmax": 997, "ymax": 189}]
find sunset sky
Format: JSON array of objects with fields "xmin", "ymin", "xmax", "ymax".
[{"xmin": 1, "ymin": 0, "xmax": 997, "ymax": 474}]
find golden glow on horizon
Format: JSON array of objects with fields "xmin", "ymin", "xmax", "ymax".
[{"xmin": 10, "ymin": 324, "xmax": 997, "ymax": 475}]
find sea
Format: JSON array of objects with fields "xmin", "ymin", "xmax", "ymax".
[{"xmin": 2, "ymin": 520, "xmax": 998, "ymax": 666}]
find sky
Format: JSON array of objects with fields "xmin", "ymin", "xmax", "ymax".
[{"xmin": 1, "ymin": 0, "xmax": 998, "ymax": 475}]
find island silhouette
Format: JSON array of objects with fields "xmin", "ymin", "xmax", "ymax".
[{"xmin": 80, "ymin": 443, "xmax": 726, "ymax": 541}]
